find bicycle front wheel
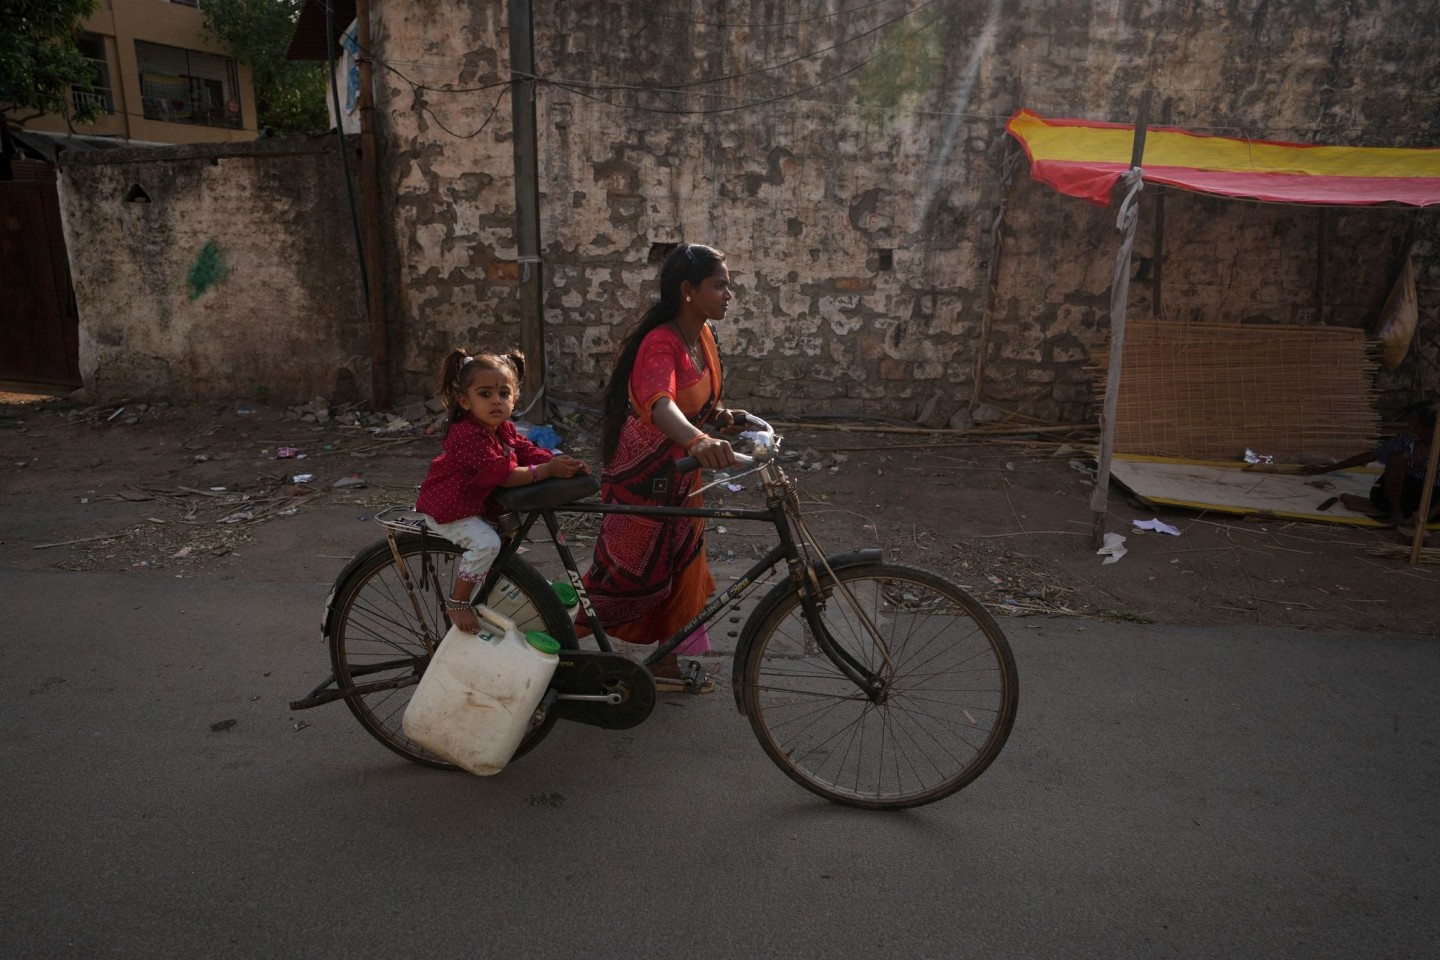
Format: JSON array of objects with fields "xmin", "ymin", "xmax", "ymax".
[
  {"xmin": 737, "ymin": 562, "xmax": 1017, "ymax": 809},
  {"xmin": 327, "ymin": 535, "xmax": 574, "ymax": 769}
]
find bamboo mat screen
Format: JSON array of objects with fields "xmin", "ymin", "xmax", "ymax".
[{"xmin": 1100, "ymin": 322, "xmax": 1379, "ymax": 460}]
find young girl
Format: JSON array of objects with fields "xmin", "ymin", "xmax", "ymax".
[{"xmin": 415, "ymin": 348, "xmax": 588, "ymax": 633}]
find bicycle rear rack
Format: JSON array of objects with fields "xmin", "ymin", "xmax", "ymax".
[{"xmin": 372, "ymin": 504, "xmax": 430, "ymax": 535}]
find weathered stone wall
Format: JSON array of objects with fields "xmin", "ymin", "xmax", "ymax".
[
  {"xmin": 371, "ymin": 0, "xmax": 1440, "ymax": 422},
  {"xmin": 58, "ymin": 138, "xmax": 366, "ymax": 403}
]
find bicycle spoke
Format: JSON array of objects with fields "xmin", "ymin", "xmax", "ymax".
[
  {"xmin": 743, "ymin": 564, "xmax": 1016, "ymax": 809},
  {"xmin": 329, "ymin": 537, "xmax": 574, "ymax": 769}
]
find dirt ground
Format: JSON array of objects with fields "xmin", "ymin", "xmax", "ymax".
[{"xmin": 3, "ymin": 389, "xmax": 1438, "ymax": 638}]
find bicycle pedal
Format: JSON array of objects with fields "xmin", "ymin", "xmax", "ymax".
[{"xmin": 681, "ymin": 659, "xmax": 708, "ymax": 694}]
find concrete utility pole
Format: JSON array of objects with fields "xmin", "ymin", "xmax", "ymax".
[
  {"xmin": 356, "ymin": 0, "xmax": 390, "ymax": 409},
  {"xmin": 509, "ymin": 0, "xmax": 546, "ymax": 417}
]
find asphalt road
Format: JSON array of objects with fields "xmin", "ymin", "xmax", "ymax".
[{"xmin": 3, "ymin": 566, "xmax": 1438, "ymax": 959}]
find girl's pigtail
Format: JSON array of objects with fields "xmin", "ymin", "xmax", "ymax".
[
  {"xmin": 505, "ymin": 350, "xmax": 527, "ymax": 385},
  {"xmin": 439, "ymin": 347, "xmax": 469, "ymax": 422}
]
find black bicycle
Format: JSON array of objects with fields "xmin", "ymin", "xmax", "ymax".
[{"xmin": 292, "ymin": 416, "xmax": 1018, "ymax": 809}]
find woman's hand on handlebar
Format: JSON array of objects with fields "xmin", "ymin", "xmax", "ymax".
[
  {"xmin": 712, "ymin": 407, "xmax": 751, "ymax": 436},
  {"xmin": 688, "ymin": 434, "xmax": 737, "ymax": 469}
]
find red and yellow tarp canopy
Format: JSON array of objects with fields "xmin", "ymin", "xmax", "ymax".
[{"xmin": 1006, "ymin": 109, "xmax": 1440, "ymax": 207}]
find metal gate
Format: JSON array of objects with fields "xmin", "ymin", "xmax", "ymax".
[{"xmin": 0, "ymin": 161, "xmax": 82, "ymax": 387}]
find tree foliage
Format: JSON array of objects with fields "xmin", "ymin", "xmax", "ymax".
[
  {"xmin": 201, "ymin": 0, "xmax": 329, "ymax": 135},
  {"xmin": 0, "ymin": 0, "xmax": 104, "ymax": 123}
]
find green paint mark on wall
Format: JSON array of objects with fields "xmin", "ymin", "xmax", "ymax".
[{"xmin": 186, "ymin": 240, "xmax": 229, "ymax": 300}]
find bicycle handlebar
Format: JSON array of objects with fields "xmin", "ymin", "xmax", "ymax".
[{"xmin": 672, "ymin": 412, "xmax": 775, "ymax": 474}]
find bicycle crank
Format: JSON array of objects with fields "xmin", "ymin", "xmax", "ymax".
[{"xmin": 544, "ymin": 651, "xmax": 656, "ymax": 729}]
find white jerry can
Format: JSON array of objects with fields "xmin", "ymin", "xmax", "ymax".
[{"xmin": 402, "ymin": 606, "xmax": 561, "ymax": 776}]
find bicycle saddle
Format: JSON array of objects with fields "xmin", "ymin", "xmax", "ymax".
[{"xmin": 492, "ymin": 474, "xmax": 600, "ymax": 512}]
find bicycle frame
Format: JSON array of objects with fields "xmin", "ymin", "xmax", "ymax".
[{"xmin": 478, "ymin": 457, "xmax": 890, "ymax": 701}]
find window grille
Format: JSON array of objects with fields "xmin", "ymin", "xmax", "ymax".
[
  {"xmin": 135, "ymin": 40, "xmax": 243, "ymax": 129},
  {"xmin": 71, "ymin": 34, "xmax": 114, "ymax": 116}
]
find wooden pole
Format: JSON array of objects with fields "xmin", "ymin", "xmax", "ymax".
[
  {"xmin": 972, "ymin": 148, "xmax": 1018, "ymax": 408},
  {"xmin": 1152, "ymin": 97, "xmax": 1171, "ymax": 317},
  {"xmin": 1090, "ymin": 89, "xmax": 1152, "ymax": 550},
  {"xmin": 1409, "ymin": 418, "xmax": 1440, "ymax": 565},
  {"xmin": 509, "ymin": 0, "xmax": 546, "ymax": 418},
  {"xmin": 1314, "ymin": 207, "xmax": 1329, "ymax": 324},
  {"xmin": 355, "ymin": 0, "xmax": 389, "ymax": 409}
]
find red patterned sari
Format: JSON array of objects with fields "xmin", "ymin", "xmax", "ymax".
[{"xmin": 578, "ymin": 324, "xmax": 721, "ymax": 651}]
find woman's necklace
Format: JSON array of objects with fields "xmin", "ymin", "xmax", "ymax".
[{"xmin": 675, "ymin": 322, "xmax": 704, "ymax": 370}]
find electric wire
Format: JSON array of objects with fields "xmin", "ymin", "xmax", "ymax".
[
  {"xmin": 357, "ymin": 0, "xmax": 945, "ymax": 99},
  {"xmin": 602, "ymin": 0, "xmax": 947, "ymax": 92},
  {"xmin": 610, "ymin": 0, "xmax": 905, "ymax": 29},
  {"xmin": 543, "ymin": 0, "xmax": 960, "ymax": 115},
  {"xmin": 351, "ymin": 16, "xmax": 1423, "ymax": 139},
  {"xmin": 174, "ymin": 0, "xmax": 1422, "ymax": 143}
]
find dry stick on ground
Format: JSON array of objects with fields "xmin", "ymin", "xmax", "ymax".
[
  {"xmin": 1258, "ymin": 543, "xmax": 1316, "ymax": 556},
  {"xmin": 905, "ymin": 463, "xmax": 1039, "ymax": 473},
  {"xmin": 803, "ymin": 508, "xmax": 881, "ymax": 529},
  {"xmin": 1001, "ymin": 477, "xmax": 1025, "ymax": 532},
  {"xmin": 174, "ymin": 486, "xmax": 247, "ymax": 498},
  {"xmin": 1368, "ymin": 544, "xmax": 1440, "ymax": 565},
  {"xmin": 1358, "ymin": 557, "xmax": 1440, "ymax": 580},
  {"xmin": 320, "ymin": 436, "xmax": 427, "ymax": 456},
  {"xmin": 1240, "ymin": 596, "xmax": 1318, "ymax": 609},
  {"xmin": 1059, "ymin": 569, "xmax": 1127, "ymax": 604},
  {"xmin": 1158, "ymin": 546, "xmax": 1238, "ymax": 555},
  {"xmin": 33, "ymin": 530, "xmax": 135, "ymax": 550},
  {"xmin": 1273, "ymin": 529, "xmax": 1381, "ymax": 544},
  {"xmin": 972, "ymin": 530, "xmax": 1087, "ymax": 538},
  {"xmin": 993, "ymin": 601, "xmax": 1086, "ymax": 617}
]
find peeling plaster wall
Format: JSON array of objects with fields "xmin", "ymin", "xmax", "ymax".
[
  {"xmin": 58, "ymin": 139, "xmax": 367, "ymax": 403},
  {"xmin": 371, "ymin": 0, "xmax": 1440, "ymax": 423}
]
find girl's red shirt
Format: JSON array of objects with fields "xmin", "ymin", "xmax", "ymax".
[{"xmin": 415, "ymin": 418, "xmax": 552, "ymax": 524}]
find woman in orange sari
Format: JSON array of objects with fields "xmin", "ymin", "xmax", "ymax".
[{"xmin": 579, "ymin": 243, "xmax": 747, "ymax": 689}]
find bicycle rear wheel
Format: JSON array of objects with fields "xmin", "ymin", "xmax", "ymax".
[
  {"xmin": 737, "ymin": 562, "xmax": 1017, "ymax": 809},
  {"xmin": 327, "ymin": 534, "xmax": 574, "ymax": 769}
]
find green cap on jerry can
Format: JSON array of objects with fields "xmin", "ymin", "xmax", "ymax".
[
  {"xmin": 551, "ymin": 582, "xmax": 579, "ymax": 608},
  {"xmin": 525, "ymin": 631, "xmax": 560, "ymax": 655}
]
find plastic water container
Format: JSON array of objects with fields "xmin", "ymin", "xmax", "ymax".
[
  {"xmin": 401, "ymin": 606, "xmax": 561, "ymax": 776},
  {"xmin": 551, "ymin": 581, "xmax": 580, "ymax": 621}
]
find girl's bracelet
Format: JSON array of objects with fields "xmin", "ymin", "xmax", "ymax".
[
  {"xmin": 444, "ymin": 597, "xmax": 471, "ymax": 611},
  {"xmin": 686, "ymin": 435, "xmax": 706, "ymax": 454},
  {"xmin": 528, "ymin": 464, "xmax": 539, "ymax": 483}
]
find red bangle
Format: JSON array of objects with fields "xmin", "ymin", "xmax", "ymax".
[
  {"xmin": 686, "ymin": 435, "xmax": 705, "ymax": 453},
  {"xmin": 528, "ymin": 464, "xmax": 538, "ymax": 482}
]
